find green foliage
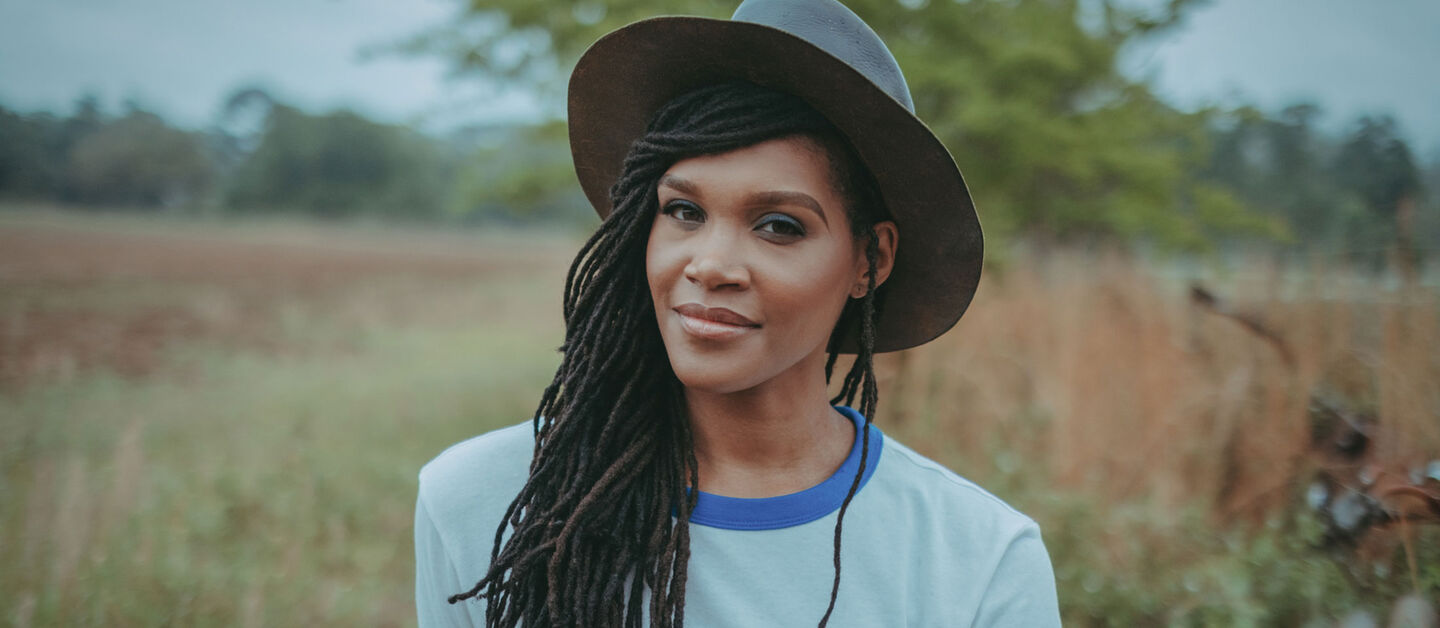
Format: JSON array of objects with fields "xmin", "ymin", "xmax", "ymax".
[
  {"xmin": 0, "ymin": 98, "xmax": 211, "ymax": 208},
  {"xmin": 1202, "ymin": 107, "xmax": 1435, "ymax": 269},
  {"xmin": 1036, "ymin": 492, "xmax": 1438, "ymax": 627},
  {"xmin": 1334, "ymin": 116, "xmax": 1422, "ymax": 218},
  {"xmin": 446, "ymin": 121, "xmax": 594, "ymax": 224},
  {"xmin": 1204, "ymin": 106, "xmax": 1334, "ymax": 245},
  {"xmin": 405, "ymin": 0, "xmax": 1279, "ymax": 251},
  {"xmin": 0, "ymin": 108, "xmax": 65, "ymax": 198},
  {"xmin": 878, "ymin": 0, "xmax": 1242, "ymax": 250},
  {"xmin": 0, "ymin": 93, "xmax": 594, "ymax": 225},
  {"xmin": 226, "ymin": 105, "xmax": 450, "ymax": 219},
  {"xmin": 67, "ymin": 109, "xmax": 214, "ymax": 207}
]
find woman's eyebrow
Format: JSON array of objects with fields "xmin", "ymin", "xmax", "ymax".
[
  {"xmin": 659, "ymin": 174, "xmax": 828, "ymax": 227},
  {"xmin": 658, "ymin": 174, "xmax": 699, "ymax": 195},
  {"xmin": 746, "ymin": 191, "xmax": 828, "ymax": 227}
]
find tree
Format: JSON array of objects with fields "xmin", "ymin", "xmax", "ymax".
[
  {"xmin": 1333, "ymin": 116, "xmax": 1424, "ymax": 275},
  {"xmin": 0, "ymin": 106, "xmax": 61, "ymax": 199},
  {"xmin": 226, "ymin": 105, "xmax": 450, "ymax": 219},
  {"xmin": 1201, "ymin": 104, "xmax": 1344, "ymax": 247},
  {"xmin": 445, "ymin": 120, "xmax": 593, "ymax": 223},
  {"xmin": 1334, "ymin": 116, "xmax": 1421, "ymax": 219},
  {"xmin": 400, "ymin": 0, "xmax": 1279, "ymax": 251},
  {"xmin": 65, "ymin": 107, "xmax": 214, "ymax": 208},
  {"xmin": 0, "ymin": 96, "xmax": 110, "ymax": 202}
]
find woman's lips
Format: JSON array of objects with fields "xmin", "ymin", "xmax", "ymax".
[{"xmin": 674, "ymin": 303, "xmax": 759, "ymax": 340}]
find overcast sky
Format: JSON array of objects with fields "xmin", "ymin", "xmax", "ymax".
[
  {"xmin": 2, "ymin": 0, "xmax": 1437, "ymax": 155},
  {"xmin": 1129, "ymin": 0, "xmax": 1440, "ymax": 156}
]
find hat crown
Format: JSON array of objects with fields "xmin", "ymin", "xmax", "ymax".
[{"xmin": 731, "ymin": 0, "xmax": 914, "ymax": 112}]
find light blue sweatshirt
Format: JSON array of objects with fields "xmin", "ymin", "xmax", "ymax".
[{"xmin": 415, "ymin": 407, "xmax": 1061, "ymax": 627}]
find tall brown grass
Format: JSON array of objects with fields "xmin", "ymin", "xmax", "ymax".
[
  {"xmin": 881, "ymin": 251, "xmax": 1438, "ymax": 514},
  {"xmin": 869, "ymin": 250, "xmax": 1439, "ymax": 622}
]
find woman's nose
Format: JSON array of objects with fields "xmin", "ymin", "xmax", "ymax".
[{"xmin": 683, "ymin": 231, "xmax": 750, "ymax": 291}]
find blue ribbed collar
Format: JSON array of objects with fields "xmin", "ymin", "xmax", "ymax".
[{"xmin": 688, "ymin": 406, "xmax": 884, "ymax": 531}]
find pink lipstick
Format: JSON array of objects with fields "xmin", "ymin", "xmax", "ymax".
[{"xmin": 674, "ymin": 303, "xmax": 760, "ymax": 340}]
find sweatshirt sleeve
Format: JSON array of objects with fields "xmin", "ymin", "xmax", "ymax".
[
  {"xmin": 971, "ymin": 522, "xmax": 1062, "ymax": 627},
  {"xmin": 415, "ymin": 495, "xmax": 483, "ymax": 628}
]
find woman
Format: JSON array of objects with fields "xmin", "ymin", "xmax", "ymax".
[{"xmin": 415, "ymin": 0, "xmax": 1060, "ymax": 626}]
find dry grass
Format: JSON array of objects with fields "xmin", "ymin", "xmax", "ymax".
[
  {"xmin": 0, "ymin": 209, "xmax": 578, "ymax": 389},
  {"xmin": 873, "ymin": 251, "xmax": 1440, "ymax": 623},
  {"xmin": 882, "ymin": 251, "xmax": 1438, "ymax": 504}
]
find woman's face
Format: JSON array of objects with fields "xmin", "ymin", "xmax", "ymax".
[{"xmin": 646, "ymin": 136, "xmax": 893, "ymax": 395}]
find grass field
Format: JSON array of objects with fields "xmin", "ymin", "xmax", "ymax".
[{"xmin": 2, "ymin": 208, "xmax": 1436, "ymax": 626}]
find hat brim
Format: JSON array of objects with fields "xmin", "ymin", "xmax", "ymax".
[{"xmin": 568, "ymin": 16, "xmax": 982, "ymax": 353}]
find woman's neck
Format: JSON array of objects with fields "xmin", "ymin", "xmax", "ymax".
[{"xmin": 684, "ymin": 361, "xmax": 855, "ymax": 498}]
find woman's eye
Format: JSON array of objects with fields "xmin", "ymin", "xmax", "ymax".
[
  {"xmin": 662, "ymin": 200, "xmax": 705, "ymax": 224},
  {"xmin": 756, "ymin": 214, "xmax": 806, "ymax": 238}
]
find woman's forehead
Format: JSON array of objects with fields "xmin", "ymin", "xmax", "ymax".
[{"xmin": 660, "ymin": 136, "xmax": 842, "ymax": 201}]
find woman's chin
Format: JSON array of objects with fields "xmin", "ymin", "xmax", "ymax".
[
  {"xmin": 668, "ymin": 358, "xmax": 767, "ymax": 396},
  {"xmin": 663, "ymin": 337, "xmax": 829, "ymax": 397}
]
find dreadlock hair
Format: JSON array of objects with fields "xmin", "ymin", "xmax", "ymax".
[{"xmin": 449, "ymin": 80, "xmax": 888, "ymax": 628}]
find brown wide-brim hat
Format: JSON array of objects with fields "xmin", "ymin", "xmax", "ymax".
[{"xmin": 568, "ymin": 0, "xmax": 982, "ymax": 353}]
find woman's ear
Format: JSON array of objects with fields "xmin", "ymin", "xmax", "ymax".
[{"xmin": 851, "ymin": 220, "xmax": 898, "ymax": 298}]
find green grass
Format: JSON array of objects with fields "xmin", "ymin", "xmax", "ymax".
[{"xmin": 1, "ymin": 307, "xmax": 561, "ymax": 626}]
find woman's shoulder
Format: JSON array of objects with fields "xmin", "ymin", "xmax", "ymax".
[
  {"xmin": 870, "ymin": 432, "xmax": 1038, "ymax": 539},
  {"xmin": 865, "ymin": 433, "xmax": 1058, "ymax": 623},
  {"xmin": 417, "ymin": 421, "xmax": 536, "ymax": 533},
  {"xmin": 873, "ymin": 434, "xmax": 1061, "ymax": 624},
  {"xmin": 420, "ymin": 420, "xmax": 535, "ymax": 487},
  {"xmin": 421, "ymin": 419, "xmax": 534, "ymax": 469}
]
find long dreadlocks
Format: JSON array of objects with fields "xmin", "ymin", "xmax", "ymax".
[{"xmin": 449, "ymin": 81, "xmax": 888, "ymax": 628}]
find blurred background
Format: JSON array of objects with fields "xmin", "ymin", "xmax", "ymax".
[{"xmin": 1, "ymin": 0, "xmax": 1437, "ymax": 625}]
